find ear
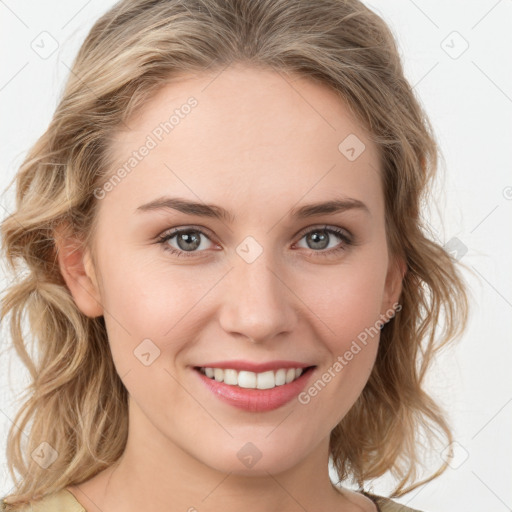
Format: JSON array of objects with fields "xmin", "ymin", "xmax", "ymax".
[
  {"xmin": 381, "ymin": 253, "xmax": 406, "ymax": 318},
  {"xmin": 53, "ymin": 223, "xmax": 104, "ymax": 318}
]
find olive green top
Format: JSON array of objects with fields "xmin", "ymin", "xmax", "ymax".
[{"xmin": 1, "ymin": 488, "xmax": 424, "ymax": 511}]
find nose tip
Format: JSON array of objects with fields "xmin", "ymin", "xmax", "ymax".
[{"xmin": 218, "ymin": 257, "xmax": 297, "ymax": 343}]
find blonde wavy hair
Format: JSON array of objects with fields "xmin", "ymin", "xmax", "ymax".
[{"xmin": 1, "ymin": 0, "xmax": 470, "ymax": 508}]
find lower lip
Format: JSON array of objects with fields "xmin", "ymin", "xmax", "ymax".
[{"xmin": 193, "ymin": 367, "xmax": 315, "ymax": 412}]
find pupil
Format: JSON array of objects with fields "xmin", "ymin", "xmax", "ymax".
[
  {"xmin": 308, "ymin": 231, "xmax": 328, "ymax": 250},
  {"xmin": 178, "ymin": 231, "xmax": 200, "ymax": 251}
]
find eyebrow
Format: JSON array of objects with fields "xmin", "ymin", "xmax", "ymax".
[{"xmin": 135, "ymin": 195, "xmax": 370, "ymax": 222}]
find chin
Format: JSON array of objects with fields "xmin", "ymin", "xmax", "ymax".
[{"xmin": 193, "ymin": 437, "xmax": 308, "ymax": 476}]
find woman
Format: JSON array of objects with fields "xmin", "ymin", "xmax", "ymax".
[{"xmin": 0, "ymin": 0, "xmax": 469, "ymax": 511}]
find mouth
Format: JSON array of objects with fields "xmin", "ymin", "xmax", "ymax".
[
  {"xmin": 194, "ymin": 365, "xmax": 316, "ymax": 389},
  {"xmin": 192, "ymin": 365, "xmax": 317, "ymax": 412}
]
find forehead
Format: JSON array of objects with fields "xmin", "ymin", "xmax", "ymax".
[{"xmin": 104, "ymin": 64, "xmax": 383, "ymax": 218}]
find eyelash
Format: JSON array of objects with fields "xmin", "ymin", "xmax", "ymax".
[{"xmin": 156, "ymin": 225, "xmax": 354, "ymax": 259}]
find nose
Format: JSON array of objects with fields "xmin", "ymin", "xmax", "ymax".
[{"xmin": 218, "ymin": 249, "xmax": 297, "ymax": 344}]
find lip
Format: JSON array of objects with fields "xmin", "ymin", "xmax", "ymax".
[
  {"xmin": 193, "ymin": 359, "xmax": 313, "ymax": 373},
  {"xmin": 192, "ymin": 365, "xmax": 316, "ymax": 412}
]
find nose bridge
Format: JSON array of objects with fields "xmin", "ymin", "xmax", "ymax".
[{"xmin": 218, "ymin": 244, "xmax": 296, "ymax": 342}]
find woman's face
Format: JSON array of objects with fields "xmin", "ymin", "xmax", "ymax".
[{"xmin": 67, "ymin": 63, "xmax": 403, "ymax": 476}]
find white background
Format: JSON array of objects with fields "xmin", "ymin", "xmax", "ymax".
[{"xmin": 0, "ymin": 1, "xmax": 511, "ymax": 511}]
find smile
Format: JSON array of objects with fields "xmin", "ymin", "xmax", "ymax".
[
  {"xmin": 197, "ymin": 366, "xmax": 311, "ymax": 389},
  {"xmin": 193, "ymin": 365, "xmax": 317, "ymax": 412}
]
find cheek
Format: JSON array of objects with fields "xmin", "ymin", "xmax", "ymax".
[
  {"xmin": 302, "ymin": 257, "xmax": 387, "ymax": 346},
  {"xmin": 295, "ymin": 262, "xmax": 385, "ymax": 417},
  {"xmin": 99, "ymin": 251, "xmax": 208, "ymax": 329},
  {"xmin": 96, "ymin": 255, "xmax": 221, "ymax": 375}
]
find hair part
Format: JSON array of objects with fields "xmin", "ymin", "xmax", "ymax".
[{"xmin": 1, "ymin": 0, "xmax": 469, "ymax": 508}]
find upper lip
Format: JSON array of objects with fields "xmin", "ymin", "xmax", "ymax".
[{"xmin": 193, "ymin": 360, "xmax": 315, "ymax": 373}]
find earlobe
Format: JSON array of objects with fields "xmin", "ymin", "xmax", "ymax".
[
  {"xmin": 53, "ymin": 224, "xmax": 104, "ymax": 318},
  {"xmin": 382, "ymin": 255, "xmax": 407, "ymax": 316}
]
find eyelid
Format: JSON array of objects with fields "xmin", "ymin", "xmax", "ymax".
[
  {"xmin": 158, "ymin": 224, "xmax": 217, "ymax": 240},
  {"xmin": 294, "ymin": 223, "xmax": 352, "ymax": 241}
]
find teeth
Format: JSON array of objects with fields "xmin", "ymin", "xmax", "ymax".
[{"xmin": 199, "ymin": 367, "xmax": 307, "ymax": 389}]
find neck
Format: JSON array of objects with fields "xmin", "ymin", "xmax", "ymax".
[{"xmin": 70, "ymin": 397, "xmax": 362, "ymax": 512}]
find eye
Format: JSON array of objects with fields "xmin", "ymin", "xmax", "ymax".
[
  {"xmin": 157, "ymin": 227, "xmax": 217, "ymax": 258},
  {"xmin": 157, "ymin": 224, "xmax": 353, "ymax": 259},
  {"xmin": 293, "ymin": 225, "xmax": 353, "ymax": 257}
]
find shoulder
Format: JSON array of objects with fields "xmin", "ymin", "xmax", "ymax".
[
  {"xmin": 1, "ymin": 489, "xmax": 85, "ymax": 512},
  {"xmin": 1, "ymin": 489, "xmax": 426, "ymax": 512},
  {"xmin": 365, "ymin": 492, "xmax": 425, "ymax": 512},
  {"xmin": 334, "ymin": 486, "xmax": 425, "ymax": 512}
]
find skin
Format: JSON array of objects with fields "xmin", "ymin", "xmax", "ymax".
[{"xmin": 57, "ymin": 62, "xmax": 404, "ymax": 512}]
